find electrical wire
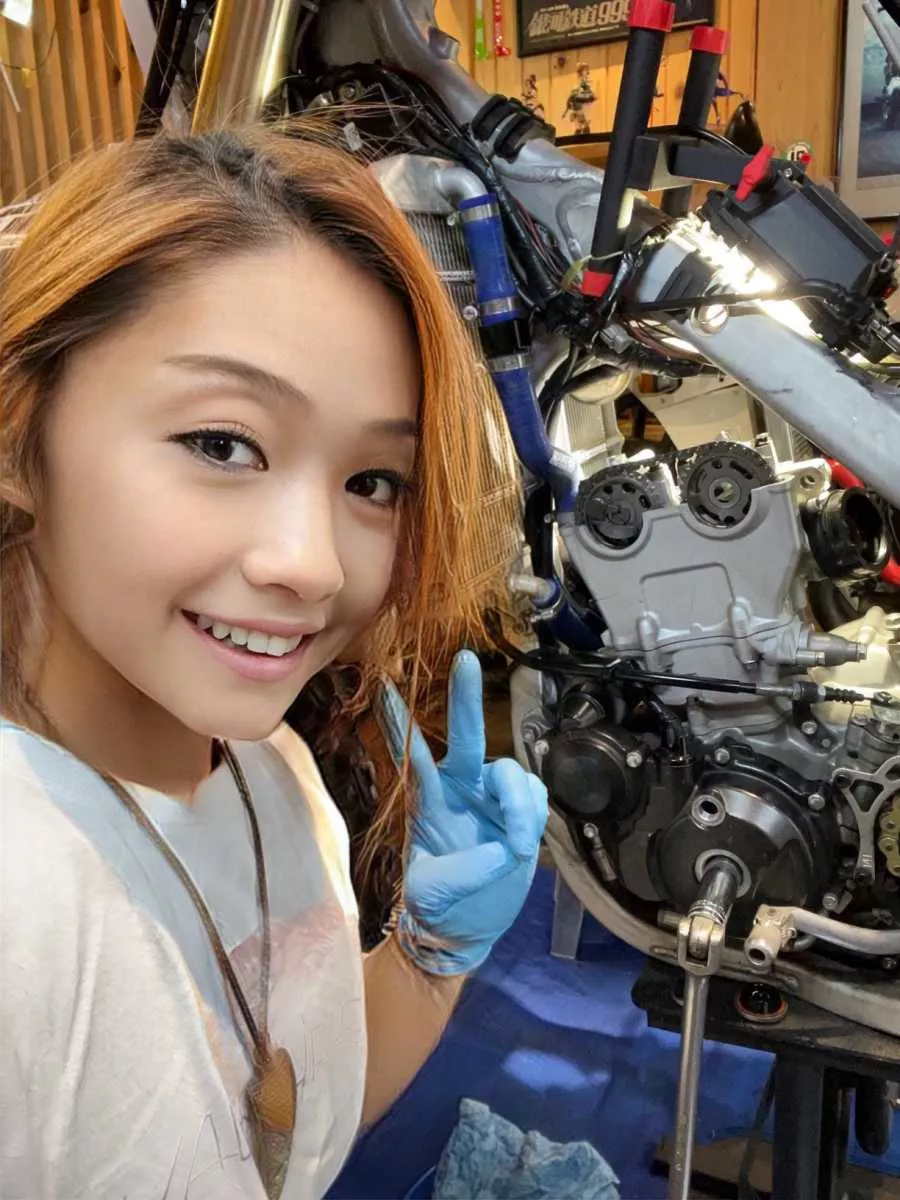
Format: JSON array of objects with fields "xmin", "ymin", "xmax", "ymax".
[
  {"xmin": 0, "ymin": 23, "xmax": 57, "ymax": 74},
  {"xmin": 484, "ymin": 611, "xmax": 865, "ymax": 702},
  {"xmin": 137, "ymin": 0, "xmax": 199, "ymax": 134},
  {"xmin": 542, "ymin": 362, "xmax": 623, "ymax": 427},
  {"xmin": 335, "ymin": 65, "xmax": 561, "ymax": 303},
  {"xmin": 537, "ymin": 345, "xmax": 579, "ymax": 418},
  {"xmin": 622, "ymin": 280, "xmax": 849, "ymax": 318}
]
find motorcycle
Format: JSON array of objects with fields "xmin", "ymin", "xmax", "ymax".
[{"xmin": 125, "ymin": 0, "xmax": 900, "ymax": 1189}]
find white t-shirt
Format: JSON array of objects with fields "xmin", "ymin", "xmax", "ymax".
[{"xmin": 0, "ymin": 720, "xmax": 366, "ymax": 1200}]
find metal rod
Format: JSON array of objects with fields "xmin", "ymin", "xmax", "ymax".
[
  {"xmin": 669, "ymin": 857, "xmax": 741, "ymax": 1200},
  {"xmin": 670, "ymin": 972, "xmax": 711, "ymax": 1200},
  {"xmin": 583, "ymin": 1, "xmax": 674, "ymax": 296},
  {"xmin": 690, "ymin": 858, "xmax": 741, "ymax": 925},
  {"xmin": 773, "ymin": 1059, "xmax": 824, "ymax": 1200},
  {"xmin": 662, "ymin": 26, "xmax": 728, "ymax": 218},
  {"xmin": 192, "ymin": 0, "xmax": 302, "ymax": 131}
]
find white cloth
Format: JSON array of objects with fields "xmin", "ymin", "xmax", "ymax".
[{"xmin": 0, "ymin": 720, "xmax": 366, "ymax": 1200}]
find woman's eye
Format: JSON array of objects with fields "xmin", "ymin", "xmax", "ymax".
[
  {"xmin": 346, "ymin": 471, "xmax": 409, "ymax": 508},
  {"xmin": 176, "ymin": 430, "xmax": 266, "ymax": 471}
]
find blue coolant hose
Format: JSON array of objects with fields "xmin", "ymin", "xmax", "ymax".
[
  {"xmin": 458, "ymin": 192, "xmax": 602, "ymax": 650},
  {"xmin": 458, "ymin": 193, "xmax": 579, "ymax": 513}
]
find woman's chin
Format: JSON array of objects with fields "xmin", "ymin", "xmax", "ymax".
[{"xmin": 177, "ymin": 697, "xmax": 295, "ymax": 745}]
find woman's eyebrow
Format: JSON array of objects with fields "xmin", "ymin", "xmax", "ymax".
[{"xmin": 165, "ymin": 353, "xmax": 418, "ymax": 437}]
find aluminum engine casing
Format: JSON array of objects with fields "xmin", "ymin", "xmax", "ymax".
[{"xmin": 559, "ymin": 477, "xmax": 809, "ymax": 706}]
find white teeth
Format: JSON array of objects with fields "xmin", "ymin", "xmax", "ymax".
[
  {"xmin": 193, "ymin": 614, "xmax": 304, "ymax": 658},
  {"xmin": 266, "ymin": 635, "xmax": 295, "ymax": 657}
]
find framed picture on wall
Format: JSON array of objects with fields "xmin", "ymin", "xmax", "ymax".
[
  {"xmin": 517, "ymin": 0, "xmax": 715, "ymax": 59},
  {"xmin": 838, "ymin": 0, "xmax": 900, "ymax": 219}
]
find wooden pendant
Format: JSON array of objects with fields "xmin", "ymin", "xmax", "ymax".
[{"xmin": 246, "ymin": 1045, "xmax": 297, "ymax": 1200}]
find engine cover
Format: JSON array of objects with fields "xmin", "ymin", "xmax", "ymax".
[
  {"xmin": 561, "ymin": 464, "xmax": 807, "ymax": 699},
  {"xmin": 543, "ymin": 722, "xmax": 645, "ymax": 823},
  {"xmin": 651, "ymin": 760, "xmax": 839, "ymax": 920}
]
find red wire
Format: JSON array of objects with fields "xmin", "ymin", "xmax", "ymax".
[{"xmin": 826, "ymin": 458, "xmax": 864, "ymax": 489}]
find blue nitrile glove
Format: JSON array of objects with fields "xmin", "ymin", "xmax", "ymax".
[{"xmin": 379, "ymin": 649, "xmax": 548, "ymax": 976}]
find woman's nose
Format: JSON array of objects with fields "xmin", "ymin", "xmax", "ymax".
[{"xmin": 240, "ymin": 490, "xmax": 345, "ymax": 604}]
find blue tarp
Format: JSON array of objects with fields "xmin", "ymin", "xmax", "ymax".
[{"xmin": 329, "ymin": 868, "xmax": 900, "ymax": 1200}]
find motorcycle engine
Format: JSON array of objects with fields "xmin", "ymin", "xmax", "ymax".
[{"xmin": 515, "ymin": 438, "xmax": 900, "ymax": 939}]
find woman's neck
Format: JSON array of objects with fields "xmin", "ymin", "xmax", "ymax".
[{"xmin": 29, "ymin": 613, "xmax": 214, "ymax": 801}]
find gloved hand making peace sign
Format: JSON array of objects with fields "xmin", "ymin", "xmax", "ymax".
[{"xmin": 380, "ymin": 650, "xmax": 548, "ymax": 976}]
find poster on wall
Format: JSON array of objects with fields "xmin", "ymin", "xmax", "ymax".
[
  {"xmin": 838, "ymin": 0, "xmax": 900, "ymax": 219},
  {"xmin": 517, "ymin": 0, "xmax": 715, "ymax": 58}
]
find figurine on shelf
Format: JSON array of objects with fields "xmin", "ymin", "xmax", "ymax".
[
  {"xmin": 522, "ymin": 74, "xmax": 545, "ymax": 121},
  {"xmin": 712, "ymin": 71, "xmax": 744, "ymax": 124},
  {"xmin": 493, "ymin": 0, "xmax": 510, "ymax": 57},
  {"xmin": 563, "ymin": 63, "xmax": 596, "ymax": 135}
]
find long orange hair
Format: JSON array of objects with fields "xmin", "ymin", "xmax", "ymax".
[{"xmin": 0, "ymin": 127, "xmax": 520, "ymax": 852}]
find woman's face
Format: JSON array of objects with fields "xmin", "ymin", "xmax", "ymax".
[{"xmin": 32, "ymin": 238, "xmax": 420, "ymax": 742}]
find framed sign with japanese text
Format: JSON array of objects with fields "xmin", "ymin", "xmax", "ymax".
[
  {"xmin": 838, "ymin": 0, "xmax": 900, "ymax": 219},
  {"xmin": 517, "ymin": 0, "xmax": 716, "ymax": 58}
]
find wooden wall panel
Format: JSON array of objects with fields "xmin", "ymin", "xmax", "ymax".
[
  {"xmin": 0, "ymin": 19, "xmax": 30, "ymax": 199},
  {"xmin": 1, "ymin": 0, "xmax": 143, "ymax": 205},
  {"xmin": 437, "ymin": 0, "xmax": 841, "ymax": 180},
  {"xmin": 2, "ymin": 1, "xmax": 845, "ymax": 206},
  {"xmin": 754, "ymin": 0, "xmax": 843, "ymax": 179}
]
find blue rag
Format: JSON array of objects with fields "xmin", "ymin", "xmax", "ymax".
[{"xmin": 433, "ymin": 1098, "xmax": 620, "ymax": 1200}]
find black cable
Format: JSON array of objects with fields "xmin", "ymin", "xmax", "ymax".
[
  {"xmin": 543, "ymin": 363, "xmax": 623, "ymax": 428},
  {"xmin": 338, "ymin": 64, "xmax": 561, "ymax": 304},
  {"xmin": 642, "ymin": 693, "xmax": 688, "ymax": 758},
  {"xmin": 483, "ymin": 614, "xmax": 865, "ymax": 703},
  {"xmin": 0, "ymin": 24, "xmax": 58, "ymax": 73},
  {"xmin": 538, "ymin": 345, "xmax": 579, "ymax": 418},
  {"xmin": 622, "ymin": 280, "xmax": 848, "ymax": 318},
  {"xmin": 523, "ymin": 488, "xmax": 554, "ymax": 577},
  {"xmin": 137, "ymin": 0, "xmax": 188, "ymax": 134}
]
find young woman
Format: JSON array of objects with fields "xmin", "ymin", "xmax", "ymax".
[{"xmin": 0, "ymin": 127, "xmax": 547, "ymax": 1200}]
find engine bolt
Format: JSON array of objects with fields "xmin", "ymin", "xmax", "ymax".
[
  {"xmin": 882, "ymin": 957, "xmax": 898, "ymax": 972},
  {"xmin": 461, "ymin": 304, "xmax": 479, "ymax": 322},
  {"xmin": 801, "ymin": 720, "xmax": 818, "ymax": 737},
  {"xmin": 808, "ymin": 792, "xmax": 826, "ymax": 812},
  {"xmin": 626, "ymin": 749, "xmax": 644, "ymax": 769},
  {"xmin": 583, "ymin": 823, "xmax": 599, "ymax": 840},
  {"xmin": 534, "ymin": 739, "xmax": 549, "ymax": 759},
  {"xmin": 822, "ymin": 891, "xmax": 840, "ymax": 911},
  {"xmin": 714, "ymin": 747, "xmax": 731, "ymax": 765}
]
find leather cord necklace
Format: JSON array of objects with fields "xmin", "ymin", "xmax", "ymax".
[{"xmin": 99, "ymin": 740, "xmax": 296, "ymax": 1199}]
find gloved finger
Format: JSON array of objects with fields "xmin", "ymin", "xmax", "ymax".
[
  {"xmin": 405, "ymin": 841, "xmax": 516, "ymax": 922},
  {"xmin": 377, "ymin": 679, "xmax": 441, "ymax": 801},
  {"xmin": 482, "ymin": 758, "xmax": 547, "ymax": 861},
  {"xmin": 441, "ymin": 650, "xmax": 486, "ymax": 784},
  {"xmin": 527, "ymin": 771, "xmax": 550, "ymax": 845}
]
